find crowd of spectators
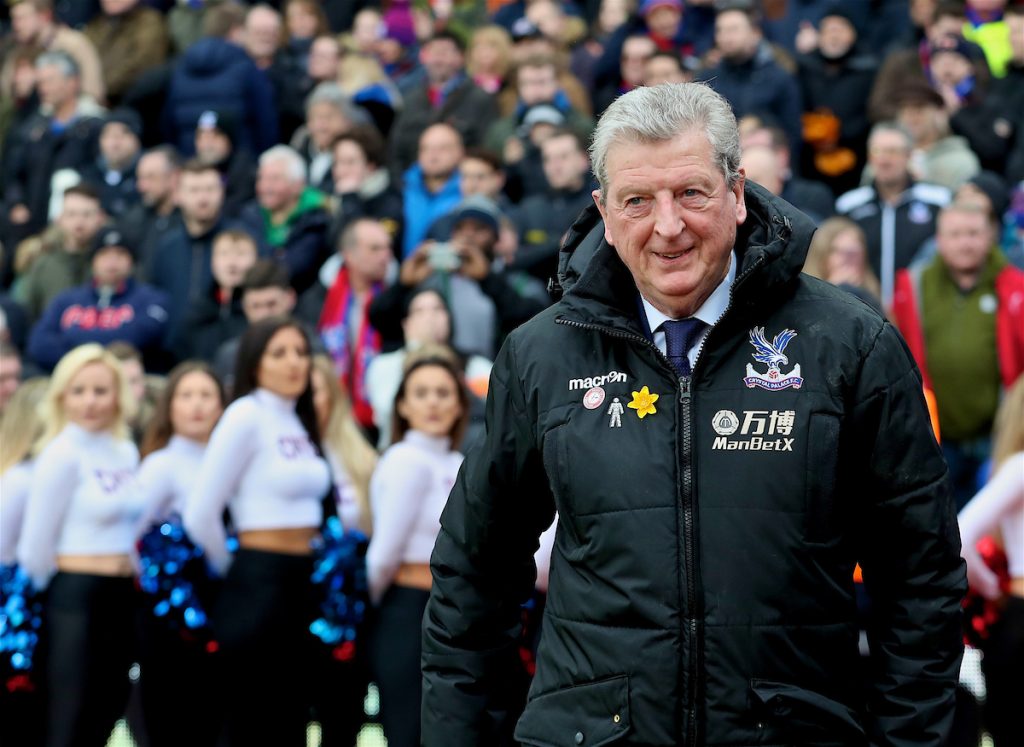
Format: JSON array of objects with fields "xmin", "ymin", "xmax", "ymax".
[{"xmin": 1, "ymin": 0, "xmax": 1023, "ymax": 746}]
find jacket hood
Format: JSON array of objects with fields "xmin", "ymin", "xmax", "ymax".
[
  {"xmin": 555, "ymin": 181, "xmax": 817, "ymax": 321},
  {"xmin": 183, "ymin": 38, "xmax": 248, "ymax": 76}
]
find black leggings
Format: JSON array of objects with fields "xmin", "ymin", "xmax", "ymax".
[
  {"xmin": 43, "ymin": 572, "xmax": 139, "ymax": 747},
  {"xmin": 368, "ymin": 585, "xmax": 430, "ymax": 747},
  {"xmin": 981, "ymin": 595, "xmax": 1024, "ymax": 747}
]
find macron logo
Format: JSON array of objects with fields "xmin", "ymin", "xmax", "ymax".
[{"xmin": 568, "ymin": 370, "xmax": 627, "ymax": 391}]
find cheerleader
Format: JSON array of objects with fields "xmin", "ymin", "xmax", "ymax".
[
  {"xmin": 309, "ymin": 354, "xmax": 378, "ymax": 745},
  {"xmin": 366, "ymin": 354, "xmax": 469, "ymax": 747},
  {"xmin": 184, "ymin": 317, "xmax": 331, "ymax": 747},
  {"xmin": 135, "ymin": 362, "xmax": 226, "ymax": 747},
  {"xmin": 16, "ymin": 344, "xmax": 144, "ymax": 747}
]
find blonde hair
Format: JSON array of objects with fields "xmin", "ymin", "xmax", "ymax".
[
  {"xmin": 0, "ymin": 378, "xmax": 50, "ymax": 473},
  {"xmin": 337, "ymin": 52, "xmax": 389, "ymax": 95},
  {"xmin": 804, "ymin": 217, "xmax": 882, "ymax": 300},
  {"xmin": 35, "ymin": 344, "xmax": 136, "ymax": 454},
  {"xmin": 466, "ymin": 25, "xmax": 514, "ymax": 79},
  {"xmin": 991, "ymin": 375, "xmax": 1024, "ymax": 471},
  {"xmin": 312, "ymin": 355, "xmax": 377, "ymax": 535}
]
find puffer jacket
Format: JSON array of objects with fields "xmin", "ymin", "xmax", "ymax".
[{"xmin": 422, "ymin": 183, "xmax": 965, "ymax": 747}]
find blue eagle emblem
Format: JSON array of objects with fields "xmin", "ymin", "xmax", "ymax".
[{"xmin": 744, "ymin": 327, "xmax": 804, "ymax": 390}]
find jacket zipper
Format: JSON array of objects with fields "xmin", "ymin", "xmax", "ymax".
[{"xmin": 553, "ymin": 241, "xmax": 772, "ymax": 746}]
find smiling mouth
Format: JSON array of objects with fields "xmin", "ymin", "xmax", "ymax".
[{"xmin": 654, "ymin": 249, "xmax": 691, "ymax": 260}]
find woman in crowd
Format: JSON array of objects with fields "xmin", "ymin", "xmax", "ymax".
[
  {"xmin": 135, "ymin": 361, "xmax": 226, "ymax": 747},
  {"xmin": 16, "ymin": 344, "xmax": 143, "ymax": 747},
  {"xmin": 467, "ymin": 24, "xmax": 514, "ymax": 95},
  {"xmin": 0, "ymin": 378, "xmax": 49, "ymax": 565},
  {"xmin": 802, "ymin": 217, "xmax": 883, "ymax": 311},
  {"xmin": 184, "ymin": 317, "xmax": 331, "ymax": 746},
  {"xmin": 366, "ymin": 354, "xmax": 469, "ymax": 747},
  {"xmin": 958, "ymin": 374, "xmax": 1024, "ymax": 747}
]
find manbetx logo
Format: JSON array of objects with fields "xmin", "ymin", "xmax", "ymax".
[{"xmin": 712, "ymin": 409, "xmax": 796, "ymax": 451}]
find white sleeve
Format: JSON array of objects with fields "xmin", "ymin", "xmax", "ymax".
[
  {"xmin": 184, "ymin": 402, "xmax": 258, "ymax": 576},
  {"xmin": 534, "ymin": 515, "xmax": 558, "ymax": 593},
  {"xmin": 958, "ymin": 453, "xmax": 1024, "ymax": 600},
  {"xmin": 0, "ymin": 467, "xmax": 32, "ymax": 565},
  {"xmin": 366, "ymin": 448, "xmax": 431, "ymax": 604},
  {"xmin": 15, "ymin": 443, "xmax": 79, "ymax": 589},
  {"xmin": 134, "ymin": 453, "xmax": 175, "ymax": 536}
]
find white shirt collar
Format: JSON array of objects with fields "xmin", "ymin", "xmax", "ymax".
[{"xmin": 641, "ymin": 251, "xmax": 737, "ymax": 333}]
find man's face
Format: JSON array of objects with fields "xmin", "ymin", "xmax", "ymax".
[
  {"xmin": 927, "ymin": 15, "xmax": 964, "ymax": 44},
  {"xmin": 99, "ymin": 122, "xmax": 140, "ymax": 170},
  {"xmin": 645, "ymin": 6, "xmax": 683, "ymax": 39},
  {"xmin": 930, "ymin": 51, "xmax": 973, "ymax": 87},
  {"xmin": 307, "ymin": 102, "xmax": 349, "ymax": 151},
  {"xmin": 644, "ymin": 56, "xmax": 686, "ymax": 85},
  {"xmin": 242, "ymin": 287, "xmax": 295, "ymax": 322},
  {"xmin": 256, "ymin": 159, "xmax": 303, "ymax": 213},
  {"xmin": 245, "ymin": 7, "xmax": 282, "ymax": 60},
  {"xmin": 135, "ymin": 153, "xmax": 177, "ymax": 208},
  {"xmin": 420, "ymin": 38, "xmax": 464, "ymax": 85},
  {"xmin": 868, "ymin": 130, "xmax": 912, "ymax": 186},
  {"xmin": 343, "ymin": 222, "xmax": 392, "ymax": 284},
  {"xmin": 211, "ymin": 237, "xmax": 257, "ymax": 289},
  {"xmin": 58, "ymin": 194, "xmax": 105, "ymax": 249},
  {"xmin": 177, "ymin": 170, "xmax": 225, "ymax": 223},
  {"xmin": 620, "ymin": 37, "xmax": 656, "ymax": 86},
  {"xmin": 195, "ymin": 127, "xmax": 233, "ymax": 165},
  {"xmin": 527, "ymin": 0, "xmax": 567, "ymax": 40},
  {"xmin": 332, "ymin": 140, "xmax": 372, "ymax": 193},
  {"xmin": 92, "ymin": 246, "xmax": 133, "ymax": 286},
  {"xmin": 542, "ymin": 134, "xmax": 588, "ymax": 191},
  {"xmin": 818, "ymin": 16, "xmax": 856, "ymax": 59},
  {"xmin": 897, "ymin": 102, "xmax": 941, "ymax": 145},
  {"xmin": 309, "ymin": 37, "xmax": 341, "ymax": 79},
  {"xmin": 517, "ymin": 64, "xmax": 559, "ymax": 105},
  {"xmin": 739, "ymin": 146, "xmax": 782, "ymax": 195},
  {"xmin": 937, "ymin": 209, "xmax": 993, "ymax": 276},
  {"xmin": 459, "ymin": 157, "xmax": 503, "ymax": 198},
  {"xmin": 715, "ymin": 10, "xmax": 760, "ymax": 63},
  {"xmin": 418, "ymin": 125, "xmax": 464, "ymax": 180},
  {"xmin": 0, "ymin": 354, "xmax": 22, "ymax": 413},
  {"xmin": 352, "ymin": 9, "xmax": 383, "ymax": 53},
  {"xmin": 594, "ymin": 131, "xmax": 747, "ymax": 319},
  {"xmin": 35, "ymin": 64, "xmax": 77, "ymax": 109},
  {"xmin": 11, "ymin": 3, "xmax": 46, "ymax": 44},
  {"xmin": 452, "ymin": 217, "xmax": 497, "ymax": 255}
]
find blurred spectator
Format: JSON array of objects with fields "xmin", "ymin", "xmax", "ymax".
[
  {"xmin": 366, "ymin": 287, "xmax": 492, "ymax": 449},
  {"xmin": 512, "ymin": 129, "xmax": 593, "ymax": 282},
  {"xmin": 243, "ymin": 3, "xmax": 284, "ymax": 72},
  {"xmin": 387, "ymin": 30, "xmax": 499, "ymax": 178},
  {"xmin": 740, "ymin": 137, "xmax": 833, "ymax": 225},
  {"xmin": 643, "ymin": 49, "xmax": 693, "ymax": 85},
  {"xmin": 83, "ymin": 0, "xmax": 169, "ymax": 105},
  {"xmin": 0, "ymin": 340, "xmax": 23, "ymax": 417},
  {"xmin": 281, "ymin": 0, "xmax": 329, "ymax": 73},
  {"xmin": 75, "ymin": 108, "xmax": 143, "ymax": 218},
  {"xmin": 304, "ymin": 218, "xmax": 392, "ymax": 433},
  {"xmin": 0, "ymin": 47, "xmax": 40, "ymax": 155},
  {"xmin": 162, "ymin": 1, "xmax": 278, "ymax": 156},
  {"xmin": 999, "ymin": 4, "xmax": 1024, "ymax": 181},
  {"xmin": 568, "ymin": 0, "xmax": 637, "ymax": 94},
  {"xmin": 289, "ymin": 82, "xmax": 372, "ymax": 193},
  {"xmin": 166, "ymin": 0, "xmax": 227, "ymax": 55},
  {"xmin": 336, "ymin": 50, "xmax": 403, "ymax": 137},
  {"xmin": 836, "ymin": 122, "xmax": 950, "ymax": 307},
  {"xmin": 145, "ymin": 160, "xmax": 230, "ymax": 344},
  {"xmin": 107, "ymin": 339, "xmax": 162, "ymax": 443},
  {"xmin": 894, "ymin": 82, "xmax": 980, "ymax": 190},
  {"xmin": 2, "ymin": 51, "xmax": 105, "ymax": 245},
  {"xmin": 401, "ymin": 123, "xmax": 464, "ymax": 257},
  {"xmin": 466, "ymin": 24, "xmax": 514, "ymax": 94},
  {"xmin": 116, "ymin": 144, "xmax": 181, "ymax": 269},
  {"xmin": 892, "ymin": 201, "xmax": 1024, "ymax": 507},
  {"xmin": 593, "ymin": 31, "xmax": 655, "ymax": 114},
  {"xmin": 27, "ymin": 224, "xmax": 170, "ymax": 371},
  {"xmin": 177, "ymin": 228, "xmax": 257, "ymax": 362},
  {"xmin": 425, "ymin": 146, "xmax": 512, "ymax": 241},
  {"xmin": 802, "ymin": 216, "xmax": 883, "ymax": 312},
  {"xmin": 13, "ymin": 184, "xmax": 106, "ymax": 321},
  {"xmin": 796, "ymin": 4, "xmax": 879, "ymax": 196},
  {"xmin": 696, "ymin": 3, "xmax": 804, "ymax": 160},
  {"xmin": 327, "ymin": 126, "xmax": 404, "ymax": 255},
  {"xmin": 493, "ymin": 0, "xmax": 584, "ymax": 33},
  {"xmin": 961, "ymin": 0, "xmax": 1012, "ymax": 78},
  {"xmin": 1, "ymin": 0, "xmax": 105, "ymax": 103},
  {"xmin": 505, "ymin": 19, "xmax": 594, "ymax": 120},
  {"xmin": 0, "ymin": 293, "xmax": 30, "ymax": 352},
  {"xmin": 193, "ymin": 109, "xmax": 256, "ymax": 217},
  {"xmin": 238, "ymin": 145, "xmax": 331, "ymax": 294}
]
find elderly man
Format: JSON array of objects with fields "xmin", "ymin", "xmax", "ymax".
[
  {"xmin": 422, "ymin": 83, "xmax": 965, "ymax": 747},
  {"xmin": 239, "ymin": 144, "xmax": 331, "ymax": 294}
]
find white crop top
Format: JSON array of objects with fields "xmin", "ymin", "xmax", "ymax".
[
  {"xmin": 958, "ymin": 452, "xmax": 1024, "ymax": 586},
  {"xmin": 367, "ymin": 429, "xmax": 463, "ymax": 603},
  {"xmin": 184, "ymin": 388, "xmax": 331, "ymax": 575},
  {"xmin": 1, "ymin": 461, "xmax": 34, "ymax": 565},
  {"xmin": 136, "ymin": 435, "xmax": 207, "ymax": 531},
  {"xmin": 327, "ymin": 452, "xmax": 366, "ymax": 535},
  {"xmin": 16, "ymin": 424, "xmax": 142, "ymax": 589}
]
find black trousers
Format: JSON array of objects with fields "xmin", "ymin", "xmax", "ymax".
[
  {"xmin": 981, "ymin": 595, "xmax": 1024, "ymax": 747},
  {"xmin": 43, "ymin": 572, "xmax": 139, "ymax": 747},
  {"xmin": 368, "ymin": 585, "xmax": 430, "ymax": 747}
]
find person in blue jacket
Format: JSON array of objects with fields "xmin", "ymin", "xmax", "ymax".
[{"xmin": 28, "ymin": 226, "xmax": 171, "ymax": 372}]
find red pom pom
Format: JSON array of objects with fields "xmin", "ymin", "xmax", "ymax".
[
  {"xmin": 206, "ymin": 640, "xmax": 219, "ymax": 654},
  {"xmin": 333, "ymin": 641, "xmax": 356, "ymax": 661},
  {"xmin": 5, "ymin": 674, "xmax": 35, "ymax": 694}
]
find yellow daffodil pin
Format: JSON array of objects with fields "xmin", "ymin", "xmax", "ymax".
[{"xmin": 627, "ymin": 386, "xmax": 659, "ymax": 419}]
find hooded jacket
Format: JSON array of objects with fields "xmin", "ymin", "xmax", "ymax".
[{"xmin": 422, "ymin": 184, "xmax": 965, "ymax": 747}]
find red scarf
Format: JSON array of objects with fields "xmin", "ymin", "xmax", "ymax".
[{"xmin": 318, "ymin": 266, "xmax": 382, "ymax": 428}]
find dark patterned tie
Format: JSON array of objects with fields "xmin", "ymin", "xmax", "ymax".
[{"xmin": 662, "ymin": 318, "xmax": 707, "ymax": 378}]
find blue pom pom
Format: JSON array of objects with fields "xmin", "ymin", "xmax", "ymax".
[
  {"xmin": 0, "ymin": 564, "xmax": 45, "ymax": 684},
  {"xmin": 308, "ymin": 520, "xmax": 370, "ymax": 650}
]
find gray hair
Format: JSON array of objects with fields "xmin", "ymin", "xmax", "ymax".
[
  {"xmin": 589, "ymin": 83, "xmax": 742, "ymax": 200},
  {"xmin": 35, "ymin": 50, "xmax": 80, "ymax": 79},
  {"xmin": 259, "ymin": 145, "xmax": 307, "ymax": 183},
  {"xmin": 305, "ymin": 82, "xmax": 371, "ymax": 126},
  {"xmin": 867, "ymin": 121, "xmax": 913, "ymax": 151}
]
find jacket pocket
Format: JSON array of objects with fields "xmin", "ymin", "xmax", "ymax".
[
  {"xmin": 805, "ymin": 412, "xmax": 840, "ymax": 544},
  {"xmin": 750, "ymin": 679, "xmax": 866, "ymax": 747},
  {"xmin": 514, "ymin": 675, "xmax": 631, "ymax": 747}
]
